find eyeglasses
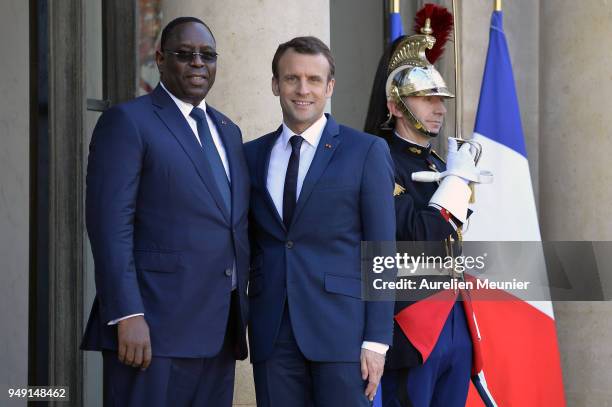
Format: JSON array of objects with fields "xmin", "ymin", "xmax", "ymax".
[{"xmin": 164, "ymin": 50, "xmax": 218, "ymax": 63}]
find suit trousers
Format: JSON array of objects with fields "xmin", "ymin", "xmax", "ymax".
[
  {"xmin": 381, "ymin": 302, "xmax": 472, "ymax": 407},
  {"xmin": 253, "ymin": 304, "xmax": 370, "ymax": 407},
  {"xmin": 102, "ymin": 292, "xmax": 240, "ymax": 407}
]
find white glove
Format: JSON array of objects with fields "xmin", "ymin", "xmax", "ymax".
[
  {"xmin": 446, "ymin": 138, "xmax": 479, "ymax": 184},
  {"xmin": 428, "ymin": 138, "xmax": 473, "ymax": 223},
  {"xmin": 412, "ymin": 138, "xmax": 493, "ymax": 184},
  {"xmin": 429, "ymin": 176, "xmax": 472, "ymax": 223}
]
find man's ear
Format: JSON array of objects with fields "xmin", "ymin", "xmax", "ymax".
[
  {"xmin": 155, "ymin": 49, "xmax": 164, "ymax": 76},
  {"xmin": 325, "ymin": 78, "xmax": 335, "ymax": 98},
  {"xmin": 271, "ymin": 77, "xmax": 280, "ymax": 96},
  {"xmin": 387, "ymin": 100, "xmax": 403, "ymax": 118}
]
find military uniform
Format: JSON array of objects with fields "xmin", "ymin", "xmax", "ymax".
[
  {"xmin": 381, "ymin": 134, "xmax": 483, "ymax": 407},
  {"xmin": 390, "ymin": 135, "xmax": 459, "ymax": 243},
  {"xmin": 386, "ymin": 134, "xmax": 462, "ymax": 367},
  {"xmin": 368, "ymin": 6, "xmax": 491, "ymax": 405}
]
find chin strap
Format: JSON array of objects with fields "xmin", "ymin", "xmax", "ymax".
[{"xmin": 391, "ymin": 88, "xmax": 438, "ymax": 138}]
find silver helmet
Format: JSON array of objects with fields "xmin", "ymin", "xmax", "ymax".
[{"xmin": 385, "ymin": 18, "xmax": 454, "ymax": 137}]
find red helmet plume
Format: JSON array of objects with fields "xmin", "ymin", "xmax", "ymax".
[{"xmin": 414, "ymin": 3, "xmax": 454, "ymax": 64}]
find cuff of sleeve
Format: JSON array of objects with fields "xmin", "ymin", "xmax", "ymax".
[
  {"xmin": 430, "ymin": 203, "xmax": 460, "ymax": 231},
  {"xmin": 108, "ymin": 313, "xmax": 144, "ymax": 326},
  {"xmin": 429, "ymin": 176, "xmax": 472, "ymax": 223},
  {"xmin": 361, "ymin": 341, "xmax": 389, "ymax": 356}
]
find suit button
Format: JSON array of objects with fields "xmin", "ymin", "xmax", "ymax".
[
  {"xmin": 286, "ymin": 241, "xmax": 294, "ymax": 249},
  {"xmin": 224, "ymin": 268, "xmax": 232, "ymax": 277}
]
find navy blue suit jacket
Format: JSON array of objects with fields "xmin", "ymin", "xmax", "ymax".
[
  {"xmin": 81, "ymin": 85, "xmax": 250, "ymax": 359},
  {"xmin": 245, "ymin": 115, "xmax": 396, "ymax": 363}
]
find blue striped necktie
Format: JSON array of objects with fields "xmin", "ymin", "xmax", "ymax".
[{"xmin": 189, "ymin": 107, "xmax": 231, "ymax": 213}]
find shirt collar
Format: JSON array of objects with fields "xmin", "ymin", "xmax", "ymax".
[
  {"xmin": 280, "ymin": 114, "xmax": 328, "ymax": 149},
  {"xmin": 160, "ymin": 81, "xmax": 207, "ymax": 119}
]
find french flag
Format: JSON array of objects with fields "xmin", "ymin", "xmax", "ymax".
[{"xmin": 465, "ymin": 10, "xmax": 566, "ymax": 406}]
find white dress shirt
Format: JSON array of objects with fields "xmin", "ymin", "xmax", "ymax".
[
  {"xmin": 266, "ymin": 115, "xmax": 327, "ymax": 218},
  {"xmin": 266, "ymin": 115, "xmax": 388, "ymax": 356},
  {"xmin": 108, "ymin": 83, "xmax": 235, "ymax": 326}
]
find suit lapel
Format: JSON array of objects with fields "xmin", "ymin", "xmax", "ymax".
[
  {"xmin": 151, "ymin": 85, "xmax": 231, "ymax": 223},
  {"xmin": 258, "ymin": 126, "xmax": 286, "ymax": 231},
  {"xmin": 291, "ymin": 115, "xmax": 341, "ymax": 228}
]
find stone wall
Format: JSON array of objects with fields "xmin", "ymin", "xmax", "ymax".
[{"xmin": 0, "ymin": 1, "xmax": 30, "ymax": 406}]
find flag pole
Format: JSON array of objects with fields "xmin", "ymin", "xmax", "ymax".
[
  {"xmin": 451, "ymin": 0, "xmax": 462, "ymax": 140},
  {"xmin": 391, "ymin": 0, "xmax": 399, "ymax": 14},
  {"xmin": 452, "ymin": 0, "xmax": 482, "ymax": 204},
  {"xmin": 495, "ymin": 0, "xmax": 502, "ymax": 11}
]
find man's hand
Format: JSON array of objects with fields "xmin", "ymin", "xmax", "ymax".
[
  {"xmin": 446, "ymin": 138, "xmax": 479, "ymax": 183},
  {"xmin": 361, "ymin": 348, "xmax": 386, "ymax": 401},
  {"xmin": 117, "ymin": 315, "xmax": 152, "ymax": 370}
]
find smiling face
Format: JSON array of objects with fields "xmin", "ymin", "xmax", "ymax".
[
  {"xmin": 155, "ymin": 22, "xmax": 216, "ymax": 106},
  {"xmin": 272, "ymin": 49, "xmax": 335, "ymax": 135}
]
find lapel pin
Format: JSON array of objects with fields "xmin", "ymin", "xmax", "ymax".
[
  {"xmin": 221, "ymin": 119, "xmax": 227, "ymax": 125},
  {"xmin": 325, "ymin": 143, "xmax": 332, "ymax": 149}
]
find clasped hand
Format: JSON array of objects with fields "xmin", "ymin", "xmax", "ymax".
[{"xmin": 446, "ymin": 137, "xmax": 480, "ymax": 183}]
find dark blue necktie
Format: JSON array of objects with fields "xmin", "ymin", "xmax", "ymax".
[
  {"xmin": 190, "ymin": 107, "xmax": 231, "ymax": 213},
  {"xmin": 283, "ymin": 135, "xmax": 304, "ymax": 229}
]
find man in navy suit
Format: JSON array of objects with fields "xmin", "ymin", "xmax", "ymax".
[
  {"xmin": 245, "ymin": 36, "xmax": 396, "ymax": 406},
  {"xmin": 81, "ymin": 17, "xmax": 250, "ymax": 407}
]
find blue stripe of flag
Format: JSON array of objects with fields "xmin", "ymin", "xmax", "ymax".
[
  {"xmin": 474, "ymin": 11, "xmax": 527, "ymax": 158},
  {"xmin": 390, "ymin": 12, "xmax": 404, "ymax": 42}
]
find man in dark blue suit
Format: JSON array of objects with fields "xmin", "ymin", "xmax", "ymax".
[
  {"xmin": 245, "ymin": 36, "xmax": 396, "ymax": 406},
  {"xmin": 81, "ymin": 17, "xmax": 250, "ymax": 406}
]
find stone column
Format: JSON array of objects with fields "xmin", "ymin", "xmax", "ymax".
[
  {"xmin": 0, "ymin": 1, "xmax": 30, "ymax": 406},
  {"xmin": 540, "ymin": 1, "xmax": 612, "ymax": 405},
  {"xmin": 160, "ymin": 2, "xmax": 330, "ymax": 405}
]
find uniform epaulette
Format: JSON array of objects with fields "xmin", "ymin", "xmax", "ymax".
[{"xmin": 394, "ymin": 183, "xmax": 406, "ymax": 196}]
